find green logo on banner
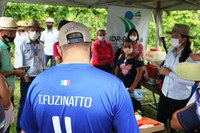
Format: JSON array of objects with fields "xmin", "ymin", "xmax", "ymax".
[{"xmin": 119, "ymin": 11, "xmax": 141, "ymax": 33}]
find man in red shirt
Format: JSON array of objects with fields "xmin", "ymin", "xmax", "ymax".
[{"xmin": 92, "ymin": 29, "xmax": 115, "ymax": 73}]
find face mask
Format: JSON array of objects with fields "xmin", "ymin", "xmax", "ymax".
[
  {"xmin": 29, "ymin": 31, "xmax": 39, "ymax": 41},
  {"xmin": 170, "ymin": 38, "xmax": 181, "ymax": 48},
  {"xmin": 2, "ymin": 34, "xmax": 15, "ymax": 43},
  {"xmin": 98, "ymin": 36, "xmax": 105, "ymax": 41},
  {"xmin": 129, "ymin": 35, "xmax": 137, "ymax": 41},
  {"xmin": 47, "ymin": 25, "xmax": 53, "ymax": 30},
  {"xmin": 123, "ymin": 48, "xmax": 133, "ymax": 54}
]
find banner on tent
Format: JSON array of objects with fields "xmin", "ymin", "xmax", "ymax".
[{"xmin": 106, "ymin": 6, "xmax": 151, "ymax": 52}]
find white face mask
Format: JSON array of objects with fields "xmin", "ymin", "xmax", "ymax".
[
  {"xmin": 129, "ymin": 35, "xmax": 137, "ymax": 41},
  {"xmin": 29, "ymin": 31, "xmax": 39, "ymax": 41},
  {"xmin": 170, "ymin": 38, "xmax": 181, "ymax": 48},
  {"xmin": 123, "ymin": 48, "xmax": 133, "ymax": 55},
  {"xmin": 98, "ymin": 36, "xmax": 105, "ymax": 41}
]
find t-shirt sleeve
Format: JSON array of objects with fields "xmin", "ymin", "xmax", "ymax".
[
  {"xmin": 20, "ymin": 85, "xmax": 39, "ymax": 133},
  {"xmin": 135, "ymin": 60, "xmax": 144, "ymax": 68},
  {"xmin": 40, "ymin": 32, "xmax": 45, "ymax": 42},
  {"xmin": 113, "ymin": 82, "xmax": 140, "ymax": 133}
]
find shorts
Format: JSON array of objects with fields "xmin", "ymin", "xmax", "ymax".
[{"xmin": 177, "ymin": 103, "xmax": 200, "ymax": 132}]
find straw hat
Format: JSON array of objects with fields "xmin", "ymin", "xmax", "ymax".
[
  {"xmin": 26, "ymin": 20, "xmax": 44, "ymax": 32},
  {"xmin": 176, "ymin": 62, "xmax": 200, "ymax": 81},
  {"xmin": 166, "ymin": 24, "xmax": 194, "ymax": 38},
  {"xmin": 17, "ymin": 20, "xmax": 27, "ymax": 30},
  {"xmin": 0, "ymin": 17, "xmax": 17, "ymax": 30},
  {"xmin": 45, "ymin": 17, "xmax": 55, "ymax": 23}
]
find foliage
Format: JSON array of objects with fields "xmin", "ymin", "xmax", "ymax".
[
  {"xmin": 4, "ymin": 2, "xmax": 200, "ymax": 51},
  {"xmin": 5, "ymin": 2, "xmax": 107, "ymax": 40}
]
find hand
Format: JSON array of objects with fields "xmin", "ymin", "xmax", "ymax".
[
  {"xmin": 127, "ymin": 87, "xmax": 134, "ymax": 93},
  {"xmin": 133, "ymin": 89, "xmax": 146, "ymax": 101},
  {"xmin": 160, "ymin": 66, "xmax": 171, "ymax": 76},
  {"xmin": 13, "ymin": 69, "xmax": 26, "ymax": 77},
  {"xmin": 24, "ymin": 77, "xmax": 32, "ymax": 83}
]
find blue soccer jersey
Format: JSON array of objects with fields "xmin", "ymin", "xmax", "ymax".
[{"xmin": 20, "ymin": 64, "xmax": 139, "ymax": 133}]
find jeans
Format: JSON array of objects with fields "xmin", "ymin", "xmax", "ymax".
[
  {"xmin": 45, "ymin": 54, "xmax": 56, "ymax": 67},
  {"xmin": 16, "ymin": 77, "xmax": 35, "ymax": 133}
]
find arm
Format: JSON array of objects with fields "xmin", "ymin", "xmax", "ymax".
[
  {"xmin": 53, "ymin": 42, "xmax": 62, "ymax": 64},
  {"xmin": 170, "ymin": 102, "xmax": 195, "ymax": 130},
  {"xmin": 21, "ymin": 130, "xmax": 26, "ymax": 133},
  {"xmin": 137, "ymin": 42, "xmax": 145, "ymax": 56},
  {"xmin": 0, "ymin": 74, "xmax": 13, "ymax": 109},
  {"xmin": 115, "ymin": 66, "xmax": 119, "ymax": 76},
  {"xmin": 129, "ymin": 66, "xmax": 144, "ymax": 92},
  {"xmin": 106, "ymin": 43, "xmax": 115, "ymax": 63},
  {"xmin": 129, "ymin": 56, "xmax": 144, "ymax": 92},
  {"xmin": 160, "ymin": 66, "xmax": 194, "ymax": 86},
  {"xmin": 39, "ymin": 32, "xmax": 44, "ymax": 44}
]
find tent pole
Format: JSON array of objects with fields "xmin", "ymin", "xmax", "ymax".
[
  {"xmin": 154, "ymin": 1, "xmax": 162, "ymax": 49},
  {"xmin": 0, "ymin": 1, "xmax": 7, "ymax": 16}
]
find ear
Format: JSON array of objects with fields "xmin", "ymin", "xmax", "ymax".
[{"xmin": 57, "ymin": 45, "xmax": 63, "ymax": 57}]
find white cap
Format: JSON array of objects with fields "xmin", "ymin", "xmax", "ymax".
[
  {"xmin": 45, "ymin": 17, "xmax": 54, "ymax": 23},
  {"xmin": 59, "ymin": 22, "xmax": 91, "ymax": 46},
  {"xmin": 0, "ymin": 17, "xmax": 17, "ymax": 30}
]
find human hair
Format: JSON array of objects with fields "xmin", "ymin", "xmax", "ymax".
[
  {"xmin": 127, "ymin": 28, "xmax": 139, "ymax": 41},
  {"xmin": 58, "ymin": 19, "xmax": 71, "ymax": 31},
  {"xmin": 97, "ymin": 29, "xmax": 105, "ymax": 35},
  {"xmin": 61, "ymin": 42, "xmax": 91, "ymax": 50},
  {"xmin": 122, "ymin": 39, "xmax": 135, "ymax": 47},
  {"xmin": 179, "ymin": 35, "xmax": 192, "ymax": 62}
]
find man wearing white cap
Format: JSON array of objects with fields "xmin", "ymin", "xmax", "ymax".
[
  {"xmin": 0, "ymin": 16, "xmax": 26, "ymax": 133},
  {"xmin": 40, "ymin": 17, "xmax": 59, "ymax": 67},
  {"xmin": 20, "ymin": 22, "xmax": 139, "ymax": 133}
]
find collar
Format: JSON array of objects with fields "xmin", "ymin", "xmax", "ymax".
[{"xmin": 25, "ymin": 37, "xmax": 40, "ymax": 45}]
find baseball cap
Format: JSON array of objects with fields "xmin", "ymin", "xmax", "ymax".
[{"xmin": 59, "ymin": 22, "xmax": 91, "ymax": 46}]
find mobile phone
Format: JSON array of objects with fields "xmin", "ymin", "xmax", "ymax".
[{"xmin": 18, "ymin": 66, "xmax": 30, "ymax": 70}]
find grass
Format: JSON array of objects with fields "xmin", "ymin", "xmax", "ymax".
[{"xmin": 9, "ymin": 79, "xmax": 159, "ymax": 132}]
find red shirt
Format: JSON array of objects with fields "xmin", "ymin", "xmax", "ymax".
[
  {"xmin": 53, "ymin": 41, "xmax": 60, "ymax": 57},
  {"xmin": 92, "ymin": 40, "xmax": 115, "ymax": 66}
]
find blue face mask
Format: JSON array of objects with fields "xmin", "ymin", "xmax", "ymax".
[{"xmin": 2, "ymin": 34, "xmax": 15, "ymax": 43}]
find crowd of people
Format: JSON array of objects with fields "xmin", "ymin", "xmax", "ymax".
[{"xmin": 0, "ymin": 16, "xmax": 199, "ymax": 133}]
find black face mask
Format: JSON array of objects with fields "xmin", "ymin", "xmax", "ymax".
[
  {"xmin": 2, "ymin": 34, "xmax": 15, "ymax": 43},
  {"xmin": 47, "ymin": 25, "xmax": 53, "ymax": 30}
]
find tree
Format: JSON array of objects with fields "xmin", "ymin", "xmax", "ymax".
[{"xmin": 4, "ymin": 2, "xmax": 200, "ymax": 51}]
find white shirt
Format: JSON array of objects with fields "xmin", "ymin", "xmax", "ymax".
[
  {"xmin": 14, "ymin": 38, "xmax": 45, "ymax": 77},
  {"xmin": 14, "ymin": 32, "xmax": 28, "ymax": 46},
  {"xmin": 40, "ymin": 28, "xmax": 59, "ymax": 55},
  {"xmin": 161, "ymin": 48, "xmax": 194, "ymax": 100}
]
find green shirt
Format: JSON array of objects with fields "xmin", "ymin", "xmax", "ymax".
[{"xmin": 0, "ymin": 40, "xmax": 15, "ymax": 89}]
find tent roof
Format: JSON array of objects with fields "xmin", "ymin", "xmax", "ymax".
[{"xmin": 6, "ymin": 0, "xmax": 200, "ymax": 11}]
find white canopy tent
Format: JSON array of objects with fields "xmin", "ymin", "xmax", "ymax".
[{"xmin": 0, "ymin": 0, "xmax": 200, "ymax": 47}]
